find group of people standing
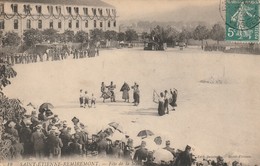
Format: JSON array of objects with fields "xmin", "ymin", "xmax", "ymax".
[
  {"xmin": 154, "ymin": 88, "xmax": 178, "ymax": 116},
  {"xmin": 100, "ymin": 81, "xmax": 140, "ymax": 106},
  {"xmin": 79, "ymin": 90, "xmax": 96, "ymax": 108}
]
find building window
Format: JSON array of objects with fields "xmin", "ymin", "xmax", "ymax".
[
  {"xmin": 106, "ymin": 9, "xmax": 110, "ymax": 16},
  {"xmin": 36, "ymin": 5, "xmax": 42, "ymax": 14},
  {"xmin": 100, "ymin": 22, "xmax": 103, "ymax": 28},
  {"xmin": 0, "ymin": 20, "xmax": 4, "ymax": 29},
  {"xmin": 48, "ymin": 6, "xmax": 53, "ymax": 14},
  {"xmin": 114, "ymin": 21, "xmax": 116, "ymax": 27},
  {"xmin": 14, "ymin": 19, "xmax": 18, "ymax": 29},
  {"xmin": 0, "ymin": 4, "xmax": 4, "ymax": 14},
  {"xmin": 58, "ymin": 21, "xmax": 62, "ymax": 29},
  {"xmin": 66, "ymin": 7, "xmax": 72, "ymax": 14},
  {"xmin": 50, "ymin": 20, "xmax": 53, "ymax": 29},
  {"xmin": 98, "ymin": 8, "xmax": 103, "ymax": 15},
  {"xmin": 38, "ymin": 20, "xmax": 42, "ymax": 29},
  {"xmin": 68, "ymin": 20, "xmax": 72, "ymax": 28},
  {"xmin": 83, "ymin": 8, "xmax": 88, "ymax": 15},
  {"xmin": 92, "ymin": 8, "xmax": 96, "ymax": 15},
  {"xmin": 11, "ymin": 4, "xmax": 18, "ymax": 13},
  {"xmin": 74, "ymin": 7, "xmax": 79, "ymax": 14},
  {"xmin": 76, "ymin": 20, "xmax": 79, "ymax": 28},
  {"xmin": 26, "ymin": 19, "xmax": 31, "ymax": 29},
  {"xmin": 108, "ymin": 21, "xmax": 110, "ymax": 28},
  {"xmin": 23, "ymin": 5, "xmax": 31, "ymax": 14},
  {"xmin": 85, "ymin": 21, "xmax": 88, "ymax": 28},
  {"xmin": 56, "ymin": 6, "xmax": 61, "ymax": 14},
  {"xmin": 94, "ymin": 20, "xmax": 96, "ymax": 28}
]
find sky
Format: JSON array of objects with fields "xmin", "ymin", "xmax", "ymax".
[{"xmin": 103, "ymin": 0, "xmax": 223, "ymax": 23}]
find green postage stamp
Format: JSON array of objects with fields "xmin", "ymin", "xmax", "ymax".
[{"xmin": 226, "ymin": 0, "xmax": 260, "ymax": 42}]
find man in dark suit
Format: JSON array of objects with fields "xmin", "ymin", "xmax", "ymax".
[
  {"xmin": 133, "ymin": 141, "xmax": 148, "ymax": 165},
  {"xmin": 175, "ymin": 145, "xmax": 192, "ymax": 166}
]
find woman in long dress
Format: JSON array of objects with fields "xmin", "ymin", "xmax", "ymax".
[
  {"xmin": 120, "ymin": 82, "xmax": 130, "ymax": 102},
  {"xmin": 158, "ymin": 92, "xmax": 165, "ymax": 116}
]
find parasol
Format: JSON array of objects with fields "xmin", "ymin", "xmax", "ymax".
[
  {"xmin": 108, "ymin": 122, "xmax": 123, "ymax": 133},
  {"xmin": 137, "ymin": 129, "xmax": 154, "ymax": 138},
  {"xmin": 39, "ymin": 102, "xmax": 54, "ymax": 110},
  {"xmin": 153, "ymin": 148, "xmax": 174, "ymax": 164}
]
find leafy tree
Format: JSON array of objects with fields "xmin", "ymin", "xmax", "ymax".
[
  {"xmin": 178, "ymin": 28, "xmax": 192, "ymax": 44},
  {"xmin": 117, "ymin": 32, "xmax": 125, "ymax": 42},
  {"xmin": 42, "ymin": 29, "xmax": 59, "ymax": 43},
  {"xmin": 193, "ymin": 25, "xmax": 209, "ymax": 49},
  {"xmin": 60, "ymin": 30, "xmax": 74, "ymax": 43},
  {"xmin": 141, "ymin": 32, "xmax": 149, "ymax": 40},
  {"xmin": 90, "ymin": 29, "xmax": 104, "ymax": 42},
  {"xmin": 104, "ymin": 30, "xmax": 118, "ymax": 41},
  {"xmin": 210, "ymin": 23, "xmax": 225, "ymax": 45},
  {"xmin": 151, "ymin": 25, "xmax": 170, "ymax": 44},
  {"xmin": 23, "ymin": 29, "xmax": 43, "ymax": 47},
  {"xmin": 74, "ymin": 30, "xmax": 89, "ymax": 43},
  {"xmin": 2, "ymin": 32, "xmax": 20, "ymax": 47},
  {"xmin": 125, "ymin": 29, "xmax": 138, "ymax": 43},
  {"xmin": 0, "ymin": 59, "xmax": 26, "ymax": 160}
]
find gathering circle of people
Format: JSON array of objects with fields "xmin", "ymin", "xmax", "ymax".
[
  {"xmin": 4, "ymin": 104, "xmax": 199, "ymax": 166},
  {"xmin": 79, "ymin": 81, "xmax": 178, "ymax": 117}
]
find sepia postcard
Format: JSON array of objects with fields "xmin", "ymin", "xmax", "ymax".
[{"xmin": 0, "ymin": 0, "xmax": 259, "ymax": 166}]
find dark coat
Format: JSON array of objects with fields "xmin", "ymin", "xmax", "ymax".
[
  {"xmin": 175, "ymin": 151, "xmax": 192, "ymax": 166},
  {"xmin": 133, "ymin": 147, "xmax": 148, "ymax": 164},
  {"xmin": 158, "ymin": 101, "xmax": 165, "ymax": 116},
  {"xmin": 31, "ymin": 130, "xmax": 46, "ymax": 151},
  {"xmin": 47, "ymin": 134, "xmax": 63, "ymax": 156},
  {"xmin": 20, "ymin": 126, "xmax": 33, "ymax": 156}
]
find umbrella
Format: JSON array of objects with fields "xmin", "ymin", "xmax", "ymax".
[
  {"xmin": 153, "ymin": 148, "xmax": 174, "ymax": 164},
  {"xmin": 137, "ymin": 129, "xmax": 154, "ymax": 138},
  {"xmin": 108, "ymin": 122, "xmax": 123, "ymax": 133},
  {"xmin": 107, "ymin": 130, "xmax": 125, "ymax": 142},
  {"xmin": 154, "ymin": 136, "xmax": 162, "ymax": 145},
  {"xmin": 39, "ymin": 102, "xmax": 54, "ymax": 110}
]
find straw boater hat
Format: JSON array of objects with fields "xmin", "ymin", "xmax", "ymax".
[
  {"xmin": 36, "ymin": 124, "xmax": 42, "ymax": 129},
  {"xmin": 23, "ymin": 118, "xmax": 32, "ymax": 126},
  {"xmin": 8, "ymin": 121, "xmax": 16, "ymax": 128}
]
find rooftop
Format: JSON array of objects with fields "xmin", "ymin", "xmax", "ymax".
[{"xmin": 0, "ymin": 0, "xmax": 115, "ymax": 8}]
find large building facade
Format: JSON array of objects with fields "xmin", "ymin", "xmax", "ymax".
[{"xmin": 0, "ymin": 0, "xmax": 118, "ymax": 37}]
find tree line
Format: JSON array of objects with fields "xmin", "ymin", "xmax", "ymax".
[{"xmin": 0, "ymin": 23, "xmax": 225, "ymax": 49}]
